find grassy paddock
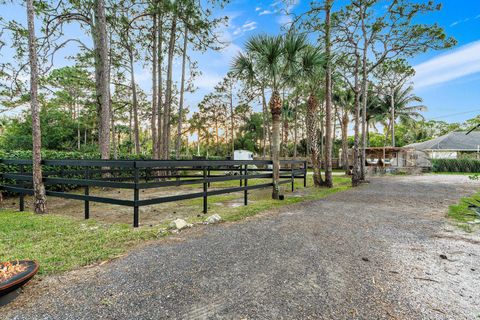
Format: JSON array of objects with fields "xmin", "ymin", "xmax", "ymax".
[
  {"xmin": 0, "ymin": 176, "xmax": 351, "ymax": 275},
  {"xmin": 448, "ymin": 190, "xmax": 480, "ymax": 232}
]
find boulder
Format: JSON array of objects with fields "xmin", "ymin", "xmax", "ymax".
[
  {"xmin": 169, "ymin": 218, "xmax": 192, "ymax": 230},
  {"xmin": 205, "ymin": 214, "xmax": 222, "ymax": 224}
]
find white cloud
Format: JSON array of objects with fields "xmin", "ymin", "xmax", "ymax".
[
  {"xmin": 232, "ymin": 20, "xmax": 258, "ymax": 36},
  {"xmin": 259, "ymin": 10, "xmax": 274, "ymax": 16},
  {"xmin": 255, "ymin": 7, "xmax": 261, "ymax": 11},
  {"xmin": 413, "ymin": 40, "xmax": 480, "ymax": 89},
  {"xmin": 450, "ymin": 18, "xmax": 470, "ymax": 27}
]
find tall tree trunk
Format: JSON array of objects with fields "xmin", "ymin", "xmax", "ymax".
[
  {"xmin": 307, "ymin": 94, "xmax": 324, "ymax": 187},
  {"xmin": 93, "ymin": 0, "xmax": 110, "ymax": 160},
  {"xmin": 175, "ymin": 25, "xmax": 188, "ymax": 159},
  {"xmin": 76, "ymin": 100, "xmax": 81, "ymax": 150},
  {"xmin": 270, "ymin": 90, "xmax": 282, "ymax": 199},
  {"xmin": 352, "ymin": 52, "xmax": 362, "ymax": 187},
  {"xmin": 129, "ymin": 51, "xmax": 140, "ymax": 155},
  {"xmin": 261, "ymin": 86, "xmax": 268, "ymax": 159},
  {"xmin": 151, "ymin": 14, "xmax": 159, "ymax": 159},
  {"xmin": 26, "ymin": 0, "xmax": 46, "ymax": 214},
  {"xmin": 293, "ymin": 95, "xmax": 298, "ymax": 158},
  {"xmin": 111, "ymin": 106, "xmax": 117, "ymax": 159},
  {"xmin": 324, "ymin": 0, "xmax": 333, "ymax": 188},
  {"xmin": 391, "ymin": 86, "xmax": 395, "ymax": 147},
  {"xmin": 129, "ymin": 106, "xmax": 133, "ymax": 154},
  {"xmin": 162, "ymin": 15, "xmax": 177, "ymax": 159},
  {"xmin": 230, "ymin": 84, "xmax": 235, "ymax": 157},
  {"xmin": 156, "ymin": 13, "xmax": 164, "ymax": 158},
  {"xmin": 360, "ymin": 5, "xmax": 368, "ymax": 181},
  {"xmin": 283, "ymin": 120, "xmax": 289, "ymax": 156},
  {"xmin": 341, "ymin": 109, "xmax": 349, "ymax": 173}
]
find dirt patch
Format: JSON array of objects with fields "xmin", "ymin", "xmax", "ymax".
[{"xmin": 1, "ymin": 181, "xmax": 288, "ymax": 226}]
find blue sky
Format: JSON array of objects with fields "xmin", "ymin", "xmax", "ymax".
[{"xmin": 2, "ymin": 0, "xmax": 480, "ymax": 124}]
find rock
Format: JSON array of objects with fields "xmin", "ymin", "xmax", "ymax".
[
  {"xmin": 205, "ymin": 214, "xmax": 222, "ymax": 224},
  {"xmin": 169, "ymin": 219, "xmax": 192, "ymax": 230}
]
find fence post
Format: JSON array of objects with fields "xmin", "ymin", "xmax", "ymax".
[
  {"xmin": 133, "ymin": 162, "xmax": 139, "ymax": 227},
  {"xmin": 84, "ymin": 167, "xmax": 89, "ymax": 219},
  {"xmin": 291, "ymin": 164, "xmax": 294, "ymax": 192},
  {"xmin": 19, "ymin": 164, "xmax": 25, "ymax": 212},
  {"xmin": 303, "ymin": 160, "xmax": 307, "ymax": 188},
  {"xmin": 203, "ymin": 166, "xmax": 208, "ymax": 214},
  {"xmin": 244, "ymin": 164, "xmax": 248, "ymax": 205},
  {"xmin": 239, "ymin": 164, "xmax": 243, "ymax": 187},
  {"xmin": 207, "ymin": 167, "xmax": 211, "ymax": 187}
]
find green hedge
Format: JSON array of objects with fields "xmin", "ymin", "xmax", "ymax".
[
  {"xmin": 0, "ymin": 149, "xmax": 227, "ymax": 197},
  {"xmin": 431, "ymin": 158, "xmax": 480, "ymax": 173}
]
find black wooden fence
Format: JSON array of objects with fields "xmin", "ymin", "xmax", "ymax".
[{"xmin": 0, "ymin": 159, "xmax": 307, "ymax": 227}]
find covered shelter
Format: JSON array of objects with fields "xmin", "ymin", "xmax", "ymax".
[{"xmin": 405, "ymin": 131, "xmax": 480, "ymax": 159}]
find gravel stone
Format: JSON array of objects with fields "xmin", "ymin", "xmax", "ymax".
[{"xmin": 3, "ymin": 175, "xmax": 480, "ymax": 320}]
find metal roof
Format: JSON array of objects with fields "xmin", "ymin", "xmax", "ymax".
[{"xmin": 405, "ymin": 131, "xmax": 480, "ymax": 151}]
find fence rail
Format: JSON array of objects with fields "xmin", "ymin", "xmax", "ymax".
[{"xmin": 0, "ymin": 159, "xmax": 307, "ymax": 227}]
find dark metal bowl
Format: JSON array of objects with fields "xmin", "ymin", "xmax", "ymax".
[{"xmin": 0, "ymin": 260, "xmax": 39, "ymax": 297}]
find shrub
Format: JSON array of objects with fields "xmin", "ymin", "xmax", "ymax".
[
  {"xmin": 0, "ymin": 150, "xmax": 228, "ymax": 197},
  {"xmin": 431, "ymin": 158, "xmax": 480, "ymax": 173}
]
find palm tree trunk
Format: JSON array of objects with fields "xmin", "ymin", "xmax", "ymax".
[
  {"xmin": 307, "ymin": 94, "xmax": 324, "ymax": 187},
  {"xmin": 27, "ymin": 0, "xmax": 46, "ymax": 213},
  {"xmin": 175, "ymin": 26, "xmax": 188, "ymax": 159},
  {"xmin": 270, "ymin": 90, "xmax": 282, "ymax": 199}
]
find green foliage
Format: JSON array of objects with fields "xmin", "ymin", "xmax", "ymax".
[
  {"xmin": 234, "ymin": 112, "xmax": 263, "ymax": 153},
  {"xmin": 448, "ymin": 191, "xmax": 480, "ymax": 232},
  {"xmin": 431, "ymin": 159, "xmax": 480, "ymax": 173},
  {"xmin": 0, "ymin": 210, "xmax": 164, "ymax": 275}
]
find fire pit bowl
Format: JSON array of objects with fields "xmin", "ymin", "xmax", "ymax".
[{"xmin": 0, "ymin": 260, "xmax": 39, "ymax": 297}]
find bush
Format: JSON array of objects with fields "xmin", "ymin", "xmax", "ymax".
[
  {"xmin": 0, "ymin": 149, "xmax": 229, "ymax": 197},
  {"xmin": 431, "ymin": 158, "xmax": 480, "ymax": 173}
]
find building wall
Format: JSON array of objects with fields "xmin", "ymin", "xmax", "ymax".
[{"xmin": 427, "ymin": 151, "xmax": 458, "ymax": 159}]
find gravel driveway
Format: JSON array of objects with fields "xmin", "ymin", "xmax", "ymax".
[{"xmin": 3, "ymin": 175, "xmax": 480, "ymax": 319}]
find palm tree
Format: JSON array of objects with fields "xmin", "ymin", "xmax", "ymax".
[
  {"xmin": 189, "ymin": 113, "xmax": 206, "ymax": 156},
  {"xmin": 233, "ymin": 33, "xmax": 307, "ymax": 199},
  {"xmin": 333, "ymin": 85, "xmax": 354, "ymax": 173},
  {"xmin": 297, "ymin": 45, "xmax": 326, "ymax": 187},
  {"xmin": 281, "ymin": 100, "xmax": 294, "ymax": 156},
  {"xmin": 372, "ymin": 85, "xmax": 426, "ymax": 146}
]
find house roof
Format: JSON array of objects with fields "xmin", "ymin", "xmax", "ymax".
[{"xmin": 406, "ymin": 131, "xmax": 480, "ymax": 151}]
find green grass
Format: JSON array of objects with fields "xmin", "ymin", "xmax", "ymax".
[
  {"xmin": 188, "ymin": 176, "xmax": 351, "ymax": 223},
  {"xmin": 448, "ymin": 190, "xmax": 480, "ymax": 232},
  {"xmin": 430, "ymin": 172, "xmax": 473, "ymax": 176},
  {"xmin": 0, "ymin": 176, "xmax": 351, "ymax": 275},
  {"xmin": 0, "ymin": 211, "xmax": 165, "ymax": 275}
]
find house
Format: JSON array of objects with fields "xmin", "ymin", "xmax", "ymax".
[{"xmin": 405, "ymin": 131, "xmax": 480, "ymax": 159}]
